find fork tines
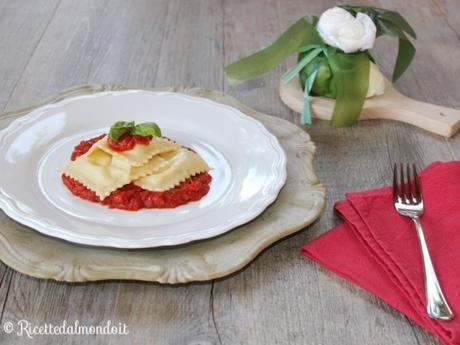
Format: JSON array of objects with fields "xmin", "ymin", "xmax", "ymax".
[{"xmin": 392, "ymin": 163, "xmax": 422, "ymax": 205}]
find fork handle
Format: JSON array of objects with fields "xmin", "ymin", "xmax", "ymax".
[{"xmin": 412, "ymin": 217, "xmax": 454, "ymax": 320}]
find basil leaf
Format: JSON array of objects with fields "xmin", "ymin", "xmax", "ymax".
[
  {"xmin": 108, "ymin": 121, "xmax": 162, "ymax": 140},
  {"xmin": 109, "ymin": 121, "xmax": 135, "ymax": 140},
  {"xmin": 224, "ymin": 17, "xmax": 322, "ymax": 85},
  {"xmin": 131, "ymin": 122, "xmax": 162, "ymax": 137}
]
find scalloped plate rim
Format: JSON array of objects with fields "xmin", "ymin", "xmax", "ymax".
[{"xmin": 0, "ymin": 90, "xmax": 287, "ymax": 248}]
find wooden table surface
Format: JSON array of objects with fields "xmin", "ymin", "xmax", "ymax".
[{"xmin": 0, "ymin": 1, "xmax": 459, "ymax": 344}]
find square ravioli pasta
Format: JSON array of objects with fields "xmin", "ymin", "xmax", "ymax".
[{"xmin": 62, "ymin": 135, "xmax": 209, "ymax": 200}]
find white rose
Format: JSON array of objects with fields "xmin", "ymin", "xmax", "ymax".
[
  {"xmin": 317, "ymin": 7, "xmax": 377, "ymax": 53},
  {"xmin": 367, "ymin": 62, "xmax": 385, "ymax": 97}
]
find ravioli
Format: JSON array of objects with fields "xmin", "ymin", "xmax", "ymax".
[
  {"xmin": 133, "ymin": 148, "xmax": 210, "ymax": 192},
  {"xmin": 62, "ymin": 137, "xmax": 177, "ymax": 198},
  {"xmin": 62, "ymin": 152, "xmax": 132, "ymax": 199},
  {"xmin": 94, "ymin": 136, "xmax": 179, "ymax": 167},
  {"xmin": 63, "ymin": 134, "xmax": 210, "ymax": 201}
]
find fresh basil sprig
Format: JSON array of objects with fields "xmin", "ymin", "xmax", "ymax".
[
  {"xmin": 130, "ymin": 122, "xmax": 162, "ymax": 137},
  {"xmin": 109, "ymin": 121, "xmax": 135, "ymax": 141},
  {"xmin": 109, "ymin": 121, "xmax": 162, "ymax": 141}
]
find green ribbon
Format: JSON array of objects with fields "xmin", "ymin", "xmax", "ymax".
[
  {"xmin": 328, "ymin": 53, "xmax": 370, "ymax": 127},
  {"xmin": 286, "ymin": 44, "xmax": 324, "ymax": 125},
  {"xmin": 224, "ymin": 17, "xmax": 321, "ymax": 85},
  {"xmin": 291, "ymin": 46, "xmax": 370, "ymax": 127},
  {"xmin": 281, "ymin": 47, "xmax": 322, "ymax": 84},
  {"xmin": 301, "ymin": 65, "xmax": 320, "ymax": 125},
  {"xmin": 224, "ymin": 6, "xmax": 415, "ymax": 127},
  {"xmin": 299, "ymin": 54, "xmax": 336, "ymax": 98}
]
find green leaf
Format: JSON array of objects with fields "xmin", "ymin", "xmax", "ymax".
[
  {"xmin": 380, "ymin": 11, "xmax": 416, "ymax": 38},
  {"xmin": 224, "ymin": 17, "xmax": 322, "ymax": 85},
  {"xmin": 281, "ymin": 47, "xmax": 322, "ymax": 84},
  {"xmin": 131, "ymin": 122, "xmax": 162, "ymax": 137},
  {"xmin": 340, "ymin": 5, "xmax": 382, "ymax": 21},
  {"xmin": 340, "ymin": 5, "xmax": 379, "ymax": 12},
  {"xmin": 327, "ymin": 53, "xmax": 370, "ymax": 127},
  {"xmin": 109, "ymin": 121, "xmax": 135, "ymax": 140},
  {"xmin": 341, "ymin": 5, "xmax": 416, "ymax": 81},
  {"xmin": 393, "ymin": 36, "xmax": 416, "ymax": 82},
  {"xmin": 109, "ymin": 121, "xmax": 162, "ymax": 141},
  {"xmin": 376, "ymin": 19, "xmax": 416, "ymax": 81},
  {"xmin": 375, "ymin": 18, "xmax": 407, "ymax": 39}
]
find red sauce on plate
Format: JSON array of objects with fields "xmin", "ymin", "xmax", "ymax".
[
  {"xmin": 70, "ymin": 134, "xmax": 106, "ymax": 161},
  {"xmin": 62, "ymin": 135, "xmax": 212, "ymax": 211}
]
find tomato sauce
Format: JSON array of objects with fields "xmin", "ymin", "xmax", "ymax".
[
  {"xmin": 62, "ymin": 135, "xmax": 211, "ymax": 211},
  {"xmin": 70, "ymin": 134, "xmax": 106, "ymax": 161},
  {"xmin": 107, "ymin": 134, "xmax": 152, "ymax": 152}
]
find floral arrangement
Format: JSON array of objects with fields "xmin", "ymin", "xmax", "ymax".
[{"xmin": 224, "ymin": 5, "xmax": 416, "ymax": 126}]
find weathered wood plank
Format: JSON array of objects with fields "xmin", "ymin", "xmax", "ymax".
[
  {"xmin": 0, "ymin": 1, "xmax": 222, "ymax": 345},
  {"xmin": 1, "ymin": 0, "xmax": 459, "ymax": 344},
  {"xmin": 154, "ymin": 0, "xmax": 224, "ymax": 89},
  {"xmin": 3, "ymin": 0, "xmax": 169, "ymax": 111},
  {"xmin": 0, "ymin": 0, "xmax": 61, "ymax": 111},
  {"xmin": 219, "ymin": 0, "xmax": 455, "ymax": 344},
  {"xmin": 0, "ymin": 0, "xmax": 62, "ymax": 338}
]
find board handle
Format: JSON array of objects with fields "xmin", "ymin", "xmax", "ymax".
[{"xmin": 361, "ymin": 96, "xmax": 460, "ymax": 138}]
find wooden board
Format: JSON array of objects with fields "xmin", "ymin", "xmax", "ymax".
[
  {"xmin": 279, "ymin": 75, "xmax": 460, "ymax": 137},
  {"xmin": 0, "ymin": 84, "xmax": 326, "ymax": 284}
]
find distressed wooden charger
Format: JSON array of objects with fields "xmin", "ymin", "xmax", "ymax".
[{"xmin": 0, "ymin": 85, "xmax": 325, "ymax": 284}]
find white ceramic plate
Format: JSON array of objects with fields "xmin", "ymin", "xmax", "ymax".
[{"xmin": 0, "ymin": 91, "xmax": 286, "ymax": 248}]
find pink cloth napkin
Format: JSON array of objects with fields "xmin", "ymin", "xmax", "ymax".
[{"xmin": 301, "ymin": 161, "xmax": 460, "ymax": 345}]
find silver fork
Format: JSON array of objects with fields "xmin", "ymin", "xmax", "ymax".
[{"xmin": 393, "ymin": 163, "xmax": 454, "ymax": 320}]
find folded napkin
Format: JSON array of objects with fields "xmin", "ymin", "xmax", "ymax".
[{"xmin": 301, "ymin": 161, "xmax": 460, "ymax": 345}]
